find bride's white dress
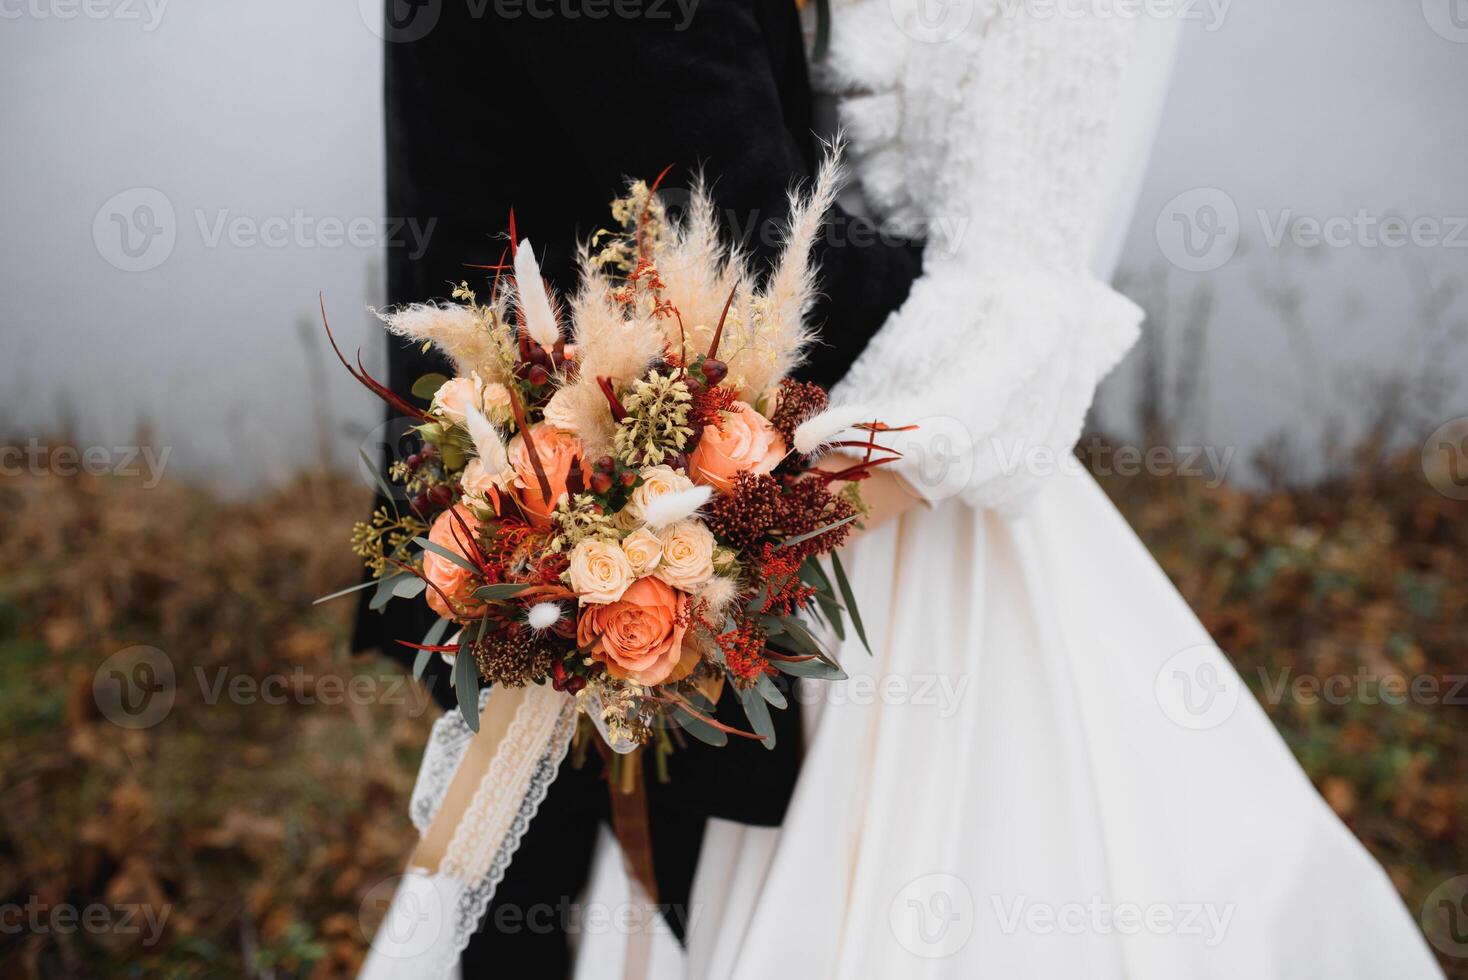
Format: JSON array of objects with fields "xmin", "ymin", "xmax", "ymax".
[{"xmin": 573, "ymin": 3, "xmax": 1443, "ymax": 978}]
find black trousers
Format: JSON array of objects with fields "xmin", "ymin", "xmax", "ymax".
[{"xmin": 459, "ymin": 751, "xmax": 708, "ymax": 977}]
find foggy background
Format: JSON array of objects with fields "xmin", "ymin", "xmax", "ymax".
[{"xmin": 2, "ymin": 0, "xmax": 1465, "ymax": 490}]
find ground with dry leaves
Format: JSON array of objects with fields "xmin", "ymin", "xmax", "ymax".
[{"xmin": 0, "ymin": 445, "xmax": 1463, "ymax": 977}]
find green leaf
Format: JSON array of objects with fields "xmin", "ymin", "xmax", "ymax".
[
  {"xmin": 412, "ymin": 372, "xmax": 451, "ymax": 400},
  {"xmin": 798, "ymin": 555, "xmax": 835, "ymax": 596},
  {"xmin": 670, "ymin": 706, "xmax": 727, "ymax": 746},
  {"xmin": 369, "ymin": 572, "xmax": 407, "ymax": 611},
  {"xmin": 423, "ymin": 616, "xmax": 452, "ymax": 647},
  {"xmin": 313, "ymin": 578, "xmax": 379, "ymax": 605},
  {"xmin": 830, "ymin": 550, "xmax": 870, "ymax": 655},
  {"xmin": 772, "ymin": 656, "xmax": 846, "ymax": 681},
  {"xmin": 738, "ymin": 685, "xmax": 777, "ymax": 750},
  {"xmin": 776, "ymin": 514, "xmax": 858, "ymax": 551},
  {"xmin": 472, "ymin": 583, "xmax": 535, "ymax": 601},
  {"xmin": 412, "ymin": 648, "xmax": 433, "ymax": 682},
  {"xmin": 393, "ymin": 576, "xmax": 427, "ymax": 599},
  {"xmin": 453, "ymin": 635, "xmax": 480, "ymax": 733},
  {"xmin": 755, "ymin": 672, "xmax": 788, "ymax": 709},
  {"xmin": 414, "ymin": 536, "xmax": 480, "ymax": 575}
]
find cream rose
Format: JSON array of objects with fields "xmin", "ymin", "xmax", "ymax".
[
  {"xmin": 568, "ymin": 538, "xmax": 634, "ymax": 605},
  {"xmin": 542, "ymin": 387, "xmax": 579, "ymax": 435},
  {"xmin": 460, "ymin": 458, "xmax": 506, "ymax": 513},
  {"xmin": 621, "ymin": 527, "xmax": 664, "ymax": 576},
  {"xmin": 655, "ymin": 519, "xmax": 715, "ymax": 590},
  {"xmin": 432, "ymin": 373, "xmax": 489, "ymax": 427},
  {"xmin": 626, "ymin": 464, "xmax": 695, "ymax": 524},
  {"xmin": 481, "ymin": 382, "xmax": 514, "ymax": 423}
]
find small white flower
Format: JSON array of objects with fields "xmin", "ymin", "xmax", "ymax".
[{"xmin": 527, "ymin": 601, "xmax": 563, "ymax": 631}]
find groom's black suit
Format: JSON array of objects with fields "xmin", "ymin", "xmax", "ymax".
[{"xmin": 354, "ymin": 1, "xmax": 923, "ymax": 972}]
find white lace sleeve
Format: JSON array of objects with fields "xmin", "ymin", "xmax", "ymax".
[{"xmin": 818, "ymin": 0, "xmax": 1145, "ymax": 513}]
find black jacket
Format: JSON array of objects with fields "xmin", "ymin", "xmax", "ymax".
[{"xmin": 354, "ymin": 0, "xmax": 923, "ymax": 825}]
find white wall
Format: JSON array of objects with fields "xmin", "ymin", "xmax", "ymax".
[{"xmin": 2, "ymin": 0, "xmax": 1465, "ymax": 489}]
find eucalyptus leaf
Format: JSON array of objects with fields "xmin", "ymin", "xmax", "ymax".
[
  {"xmin": 798, "ymin": 555, "xmax": 835, "ymax": 596},
  {"xmin": 473, "ymin": 583, "xmax": 535, "ymax": 601},
  {"xmin": 412, "ymin": 648, "xmax": 433, "ymax": 682},
  {"xmin": 414, "ymin": 536, "xmax": 480, "ymax": 575},
  {"xmin": 670, "ymin": 706, "xmax": 727, "ymax": 747},
  {"xmin": 370, "ymin": 572, "xmax": 407, "ymax": 611},
  {"xmin": 313, "ymin": 578, "xmax": 379, "ymax": 605},
  {"xmin": 412, "ymin": 372, "xmax": 451, "ymax": 400},
  {"xmin": 775, "ymin": 514, "xmax": 858, "ymax": 551},
  {"xmin": 738, "ymin": 685, "xmax": 777, "ymax": 750},
  {"xmin": 422, "ymin": 616, "xmax": 452, "ymax": 648},
  {"xmin": 772, "ymin": 656, "xmax": 846, "ymax": 681},
  {"xmin": 453, "ymin": 636, "xmax": 481, "ymax": 733},
  {"xmin": 830, "ymin": 550, "xmax": 870, "ymax": 655},
  {"xmin": 393, "ymin": 576, "xmax": 427, "ymax": 599},
  {"xmin": 755, "ymin": 672, "xmax": 788, "ymax": 709},
  {"xmin": 359, "ymin": 447, "xmax": 399, "ymax": 506}
]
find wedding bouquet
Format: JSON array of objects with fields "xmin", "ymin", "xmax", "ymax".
[{"xmin": 326, "ymin": 159, "xmax": 898, "ymax": 752}]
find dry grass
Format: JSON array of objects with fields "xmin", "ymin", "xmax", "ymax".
[{"xmin": 0, "ymin": 442, "xmax": 1462, "ymax": 976}]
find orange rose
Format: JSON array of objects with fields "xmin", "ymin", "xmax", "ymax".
[
  {"xmin": 423, "ymin": 505, "xmax": 484, "ymax": 621},
  {"xmin": 688, "ymin": 400, "xmax": 787, "ymax": 492},
  {"xmin": 576, "ymin": 577, "xmax": 688, "ymax": 685},
  {"xmin": 508, "ymin": 422, "xmax": 585, "ymax": 527}
]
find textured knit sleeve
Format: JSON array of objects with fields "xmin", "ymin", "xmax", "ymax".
[{"xmin": 816, "ymin": 1, "xmax": 1145, "ymax": 513}]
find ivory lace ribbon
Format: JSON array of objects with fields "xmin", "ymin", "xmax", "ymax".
[{"xmin": 361, "ymin": 682, "xmax": 577, "ymax": 979}]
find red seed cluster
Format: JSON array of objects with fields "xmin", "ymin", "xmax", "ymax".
[
  {"xmin": 717, "ymin": 619, "xmax": 771, "ymax": 686},
  {"xmin": 769, "ymin": 379, "xmax": 829, "ymax": 449}
]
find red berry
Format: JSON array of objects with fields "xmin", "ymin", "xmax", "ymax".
[
  {"xmin": 596, "ymin": 455, "xmax": 615, "ymax": 473},
  {"xmin": 406, "ymin": 453, "xmax": 423, "ymax": 471},
  {"xmin": 700, "ymin": 358, "xmax": 728, "ymax": 385},
  {"xmin": 427, "ymin": 485, "xmax": 453, "ymax": 508},
  {"xmin": 563, "ymin": 676, "xmax": 587, "ymax": 695},
  {"xmin": 619, "ymin": 470, "xmax": 638, "ymax": 487},
  {"xmin": 665, "ymin": 452, "xmax": 688, "ymax": 471},
  {"xmin": 527, "ymin": 364, "xmax": 549, "ymax": 387},
  {"xmin": 685, "ymin": 377, "xmax": 705, "ymax": 397},
  {"xmin": 590, "ymin": 472, "xmax": 613, "ymax": 494},
  {"xmin": 409, "ymin": 492, "xmax": 430, "ymax": 514}
]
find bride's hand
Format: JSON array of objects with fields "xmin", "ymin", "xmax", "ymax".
[{"xmin": 811, "ymin": 458, "xmax": 921, "ymax": 544}]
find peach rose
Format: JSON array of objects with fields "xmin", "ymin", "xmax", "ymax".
[
  {"xmin": 568, "ymin": 538, "xmax": 634, "ymax": 605},
  {"xmin": 655, "ymin": 520, "xmax": 715, "ymax": 590},
  {"xmin": 460, "ymin": 458, "xmax": 507, "ymax": 515},
  {"xmin": 509, "ymin": 422, "xmax": 585, "ymax": 526},
  {"xmin": 576, "ymin": 577, "xmax": 688, "ymax": 685},
  {"xmin": 423, "ymin": 505, "xmax": 484, "ymax": 621},
  {"xmin": 620, "ymin": 526, "xmax": 664, "ymax": 576},
  {"xmin": 688, "ymin": 400, "xmax": 787, "ymax": 492}
]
